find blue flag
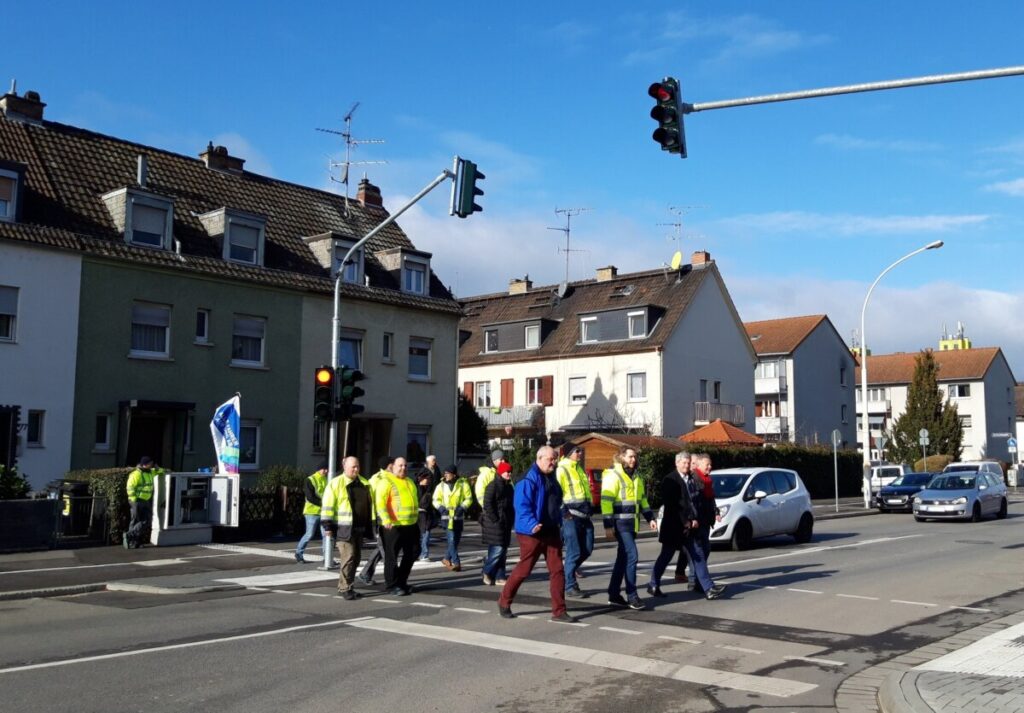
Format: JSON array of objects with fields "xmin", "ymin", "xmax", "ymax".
[{"xmin": 210, "ymin": 395, "xmax": 241, "ymax": 475}]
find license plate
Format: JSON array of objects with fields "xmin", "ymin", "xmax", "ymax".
[
  {"xmin": 886, "ymin": 498, "xmax": 903, "ymax": 504},
  {"xmin": 921, "ymin": 505, "xmax": 953, "ymax": 513}
]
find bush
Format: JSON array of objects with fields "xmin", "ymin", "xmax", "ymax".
[
  {"xmin": 913, "ymin": 454, "xmax": 954, "ymax": 473},
  {"xmin": 256, "ymin": 464, "xmax": 307, "ymax": 491},
  {"xmin": 65, "ymin": 468, "xmax": 132, "ymax": 544},
  {"xmin": 0, "ymin": 464, "xmax": 31, "ymax": 500}
]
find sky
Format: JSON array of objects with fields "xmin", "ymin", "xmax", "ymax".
[{"xmin": 8, "ymin": 1, "xmax": 1024, "ymax": 378}]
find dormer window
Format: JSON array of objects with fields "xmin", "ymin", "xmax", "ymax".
[
  {"xmin": 198, "ymin": 208, "xmax": 266, "ymax": 266},
  {"xmin": 580, "ymin": 316, "xmax": 598, "ymax": 343},
  {"xmin": 0, "ymin": 171, "xmax": 18, "ymax": 222},
  {"xmin": 628, "ymin": 310, "xmax": 647, "ymax": 339},
  {"xmin": 103, "ymin": 188, "xmax": 174, "ymax": 250},
  {"xmin": 333, "ymin": 239, "xmax": 365, "ymax": 285},
  {"xmin": 403, "ymin": 256, "xmax": 428, "ymax": 295},
  {"xmin": 525, "ymin": 324, "xmax": 540, "ymax": 349},
  {"xmin": 485, "ymin": 329, "xmax": 498, "ymax": 353}
]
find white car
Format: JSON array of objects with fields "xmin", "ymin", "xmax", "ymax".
[
  {"xmin": 707, "ymin": 467, "xmax": 814, "ymax": 551},
  {"xmin": 869, "ymin": 464, "xmax": 912, "ymax": 494},
  {"xmin": 942, "ymin": 461, "xmax": 1003, "ymax": 477}
]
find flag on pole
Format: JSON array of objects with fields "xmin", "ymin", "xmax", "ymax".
[{"xmin": 211, "ymin": 395, "xmax": 241, "ymax": 475}]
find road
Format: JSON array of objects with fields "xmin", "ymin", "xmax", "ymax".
[{"xmin": 1, "ymin": 507, "xmax": 1021, "ymax": 713}]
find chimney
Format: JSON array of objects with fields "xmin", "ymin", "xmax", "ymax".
[
  {"xmin": 508, "ymin": 278, "xmax": 533, "ymax": 295},
  {"xmin": 691, "ymin": 250, "xmax": 712, "ymax": 266},
  {"xmin": 595, "ymin": 265, "xmax": 618, "ymax": 282},
  {"xmin": 357, "ymin": 177, "xmax": 383, "ymax": 207},
  {"xmin": 199, "ymin": 142, "xmax": 246, "ymax": 173},
  {"xmin": 0, "ymin": 89, "xmax": 45, "ymax": 122}
]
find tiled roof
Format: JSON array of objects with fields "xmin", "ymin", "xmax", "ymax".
[
  {"xmin": 854, "ymin": 348, "xmax": 1003, "ymax": 385},
  {"xmin": 0, "ymin": 113, "xmax": 461, "ymax": 315},
  {"xmin": 458, "ymin": 264, "xmax": 714, "ymax": 365},
  {"xmin": 567, "ymin": 432, "xmax": 683, "ymax": 453},
  {"xmin": 744, "ymin": 314, "xmax": 827, "ymax": 355},
  {"xmin": 680, "ymin": 419, "xmax": 764, "ymax": 446}
]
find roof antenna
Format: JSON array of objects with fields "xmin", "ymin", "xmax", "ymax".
[
  {"xmin": 317, "ymin": 102, "xmax": 387, "ymax": 217},
  {"xmin": 547, "ymin": 207, "xmax": 590, "ymax": 284}
]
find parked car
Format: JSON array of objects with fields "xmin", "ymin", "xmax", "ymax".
[
  {"xmin": 912, "ymin": 471, "xmax": 1009, "ymax": 522},
  {"xmin": 707, "ymin": 467, "xmax": 814, "ymax": 551},
  {"xmin": 869, "ymin": 464, "xmax": 913, "ymax": 493},
  {"xmin": 876, "ymin": 473, "xmax": 936, "ymax": 512},
  {"xmin": 942, "ymin": 461, "xmax": 1003, "ymax": 478}
]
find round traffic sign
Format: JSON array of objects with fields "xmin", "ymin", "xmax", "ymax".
[{"xmin": 919, "ymin": 428, "xmax": 929, "ymax": 438}]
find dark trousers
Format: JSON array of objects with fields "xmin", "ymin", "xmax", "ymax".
[
  {"xmin": 382, "ymin": 524, "xmax": 419, "ymax": 589},
  {"xmin": 359, "ymin": 524, "xmax": 384, "ymax": 580},
  {"xmin": 651, "ymin": 540, "xmax": 682, "ymax": 588},
  {"xmin": 127, "ymin": 500, "xmax": 152, "ymax": 546},
  {"xmin": 498, "ymin": 531, "xmax": 566, "ymax": 617}
]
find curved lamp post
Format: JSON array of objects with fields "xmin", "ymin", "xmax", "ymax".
[{"xmin": 859, "ymin": 240, "xmax": 944, "ymax": 507}]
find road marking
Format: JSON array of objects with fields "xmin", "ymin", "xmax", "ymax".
[
  {"xmin": 549, "ymin": 619, "xmax": 588, "ymax": 627},
  {"xmin": 202, "ymin": 543, "xmax": 324, "ymax": 561},
  {"xmin": 136, "ymin": 558, "xmax": 186, "ymax": 567},
  {"xmin": 784, "ymin": 655, "xmax": 846, "ymax": 667},
  {"xmin": 411, "ymin": 602, "xmax": 445, "ymax": 609},
  {"xmin": 836, "ymin": 593, "xmax": 879, "ymax": 601},
  {"xmin": 891, "ymin": 599, "xmax": 938, "ymax": 608},
  {"xmin": 301, "ymin": 592, "xmax": 330, "ymax": 598},
  {"xmin": 600, "ymin": 626, "xmax": 643, "ymax": 636},
  {"xmin": 270, "ymin": 589, "xmax": 293, "ymax": 595},
  {"xmin": 949, "ymin": 606, "xmax": 991, "ymax": 613},
  {"xmin": 787, "ymin": 588, "xmax": 823, "ymax": 594},
  {"xmin": 217, "ymin": 571, "xmax": 338, "ymax": 587},
  {"xmin": 518, "ymin": 615, "xmax": 537, "ymax": 620},
  {"xmin": 347, "ymin": 617, "xmax": 816, "ymax": 697},
  {"xmin": 454, "ymin": 607, "xmax": 488, "ymax": 614},
  {"xmin": 658, "ymin": 635, "xmax": 702, "ymax": 645},
  {"xmin": 376, "ymin": 599, "xmax": 402, "ymax": 604},
  {"xmin": 0, "ymin": 618, "xmax": 374, "ymax": 674},
  {"xmin": 718, "ymin": 644, "xmax": 763, "ymax": 655}
]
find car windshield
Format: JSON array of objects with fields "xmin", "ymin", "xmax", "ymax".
[
  {"xmin": 893, "ymin": 473, "xmax": 933, "ymax": 487},
  {"xmin": 929, "ymin": 475, "xmax": 976, "ymax": 490},
  {"xmin": 711, "ymin": 474, "xmax": 748, "ymax": 499}
]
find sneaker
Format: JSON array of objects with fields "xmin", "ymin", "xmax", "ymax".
[
  {"xmin": 498, "ymin": 604, "xmax": 515, "ymax": 619},
  {"xmin": 418, "ymin": 556, "xmax": 430, "ymax": 562},
  {"xmin": 482, "ymin": 574, "xmax": 494, "ymax": 586},
  {"xmin": 607, "ymin": 594, "xmax": 629, "ymax": 607},
  {"xmin": 550, "ymin": 612, "xmax": 579, "ymax": 623},
  {"xmin": 646, "ymin": 584, "xmax": 666, "ymax": 598},
  {"xmin": 705, "ymin": 584, "xmax": 727, "ymax": 600},
  {"xmin": 389, "ymin": 586, "xmax": 410, "ymax": 596},
  {"xmin": 575, "ymin": 569, "xmax": 585, "ymax": 579},
  {"xmin": 403, "ymin": 585, "xmax": 415, "ymax": 595},
  {"xmin": 340, "ymin": 590, "xmax": 357, "ymax": 600},
  {"xmin": 294, "ymin": 552, "xmax": 305, "ymax": 564},
  {"xmin": 495, "ymin": 578, "xmax": 508, "ymax": 585},
  {"xmin": 686, "ymin": 582, "xmax": 697, "ymax": 592},
  {"xmin": 627, "ymin": 596, "xmax": 647, "ymax": 611},
  {"xmin": 565, "ymin": 587, "xmax": 589, "ymax": 599}
]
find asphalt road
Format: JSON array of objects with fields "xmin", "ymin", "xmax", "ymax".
[{"xmin": 1, "ymin": 507, "xmax": 1022, "ymax": 713}]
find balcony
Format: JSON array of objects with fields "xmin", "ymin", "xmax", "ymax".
[
  {"xmin": 694, "ymin": 401, "xmax": 745, "ymax": 426},
  {"xmin": 755, "ymin": 416, "xmax": 789, "ymax": 437},
  {"xmin": 754, "ymin": 374, "xmax": 787, "ymax": 395},
  {"xmin": 475, "ymin": 405, "xmax": 543, "ymax": 428},
  {"xmin": 863, "ymin": 399, "xmax": 890, "ymax": 415}
]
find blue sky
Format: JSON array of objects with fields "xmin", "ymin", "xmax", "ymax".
[{"xmin": 9, "ymin": 2, "xmax": 1024, "ymax": 376}]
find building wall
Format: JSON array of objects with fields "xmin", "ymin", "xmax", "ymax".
[
  {"xmin": 791, "ymin": 322, "xmax": 857, "ymax": 448},
  {"xmin": 979, "ymin": 358, "xmax": 1015, "ymax": 462},
  {"xmin": 299, "ymin": 294, "xmax": 459, "ymax": 470},
  {"xmin": 0, "ymin": 243, "xmax": 81, "ymax": 491},
  {"xmin": 72, "ymin": 260, "xmax": 302, "ymax": 472}
]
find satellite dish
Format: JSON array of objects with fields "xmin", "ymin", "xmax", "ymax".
[
  {"xmin": 557, "ymin": 281, "xmax": 569, "ymax": 298},
  {"xmin": 670, "ymin": 251, "xmax": 683, "ymax": 270}
]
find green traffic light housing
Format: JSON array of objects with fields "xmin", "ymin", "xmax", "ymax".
[
  {"xmin": 451, "ymin": 157, "xmax": 485, "ymax": 218},
  {"xmin": 335, "ymin": 367, "xmax": 366, "ymax": 421},
  {"xmin": 648, "ymin": 77, "xmax": 687, "ymax": 158}
]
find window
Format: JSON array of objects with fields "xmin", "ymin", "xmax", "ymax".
[
  {"xmin": 403, "ymin": 259, "xmax": 427, "ymax": 295},
  {"xmin": 841, "ymin": 404, "xmax": 848, "ymax": 423},
  {"xmin": 627, "ymin": 372, "xmax": 647, "ymax": 401},
  {"xmin": 338, "ymin": 329, "xmax": 363, "ymax": 369},
  {"xmin": 232, "ymin": 316, "xmax": 266, "ymax": 365},
  {"xmin": 484, "ymin": 329, "xmax": 498, "ymax": 353},
  {"xmin": 27, "ymin": 410, "xmax": 44, "ymax": 446},
  {"xmin": 960, "ymin": 415, "xmax": 972, "ymax": 430},
  {"xmin": 0, "ymin": 173, "xmax": 17, "ymax": 221},
  {"xmin": 756, "ymin": 361, "xmax": 779, "ymax": 379},
  {"xmin": 840, "ymin": 366, "xmax": 847, "ymax": 386},
  {"xmin": 475, "ymin": 382, "xmax": 492, "ymax": 408},
  {"xmin": 239, "ymin": 421, "xmax": 260, "ymax": 469},
  {"xmin": 94, "ymin": 414, "xmax": 112, "ymax": 451},
  {"xmin": 746, "ymin": 472, "xmax": 776, "ymax": 499},
  {"xmin": 769, "ymin": 470, "xmax": 796, "ymax": 493},
  {"xmin": 408, "ymin": 337, "xmax": 431, "ymax": 379},
  {"xmin": 130, "ymin": 203, "xmax": 169, "ymax": 248},
  {"xmin": 527, "ymin": 377, "xmax": 542, "ymax": 405},
  {"xmin": 949, "ymin": 383, "xmax": 971, "ymax": 399},
  {"xmin": 713, "ymin": 380, "xmax": 722, "ymax": 402},
  {"xmin": 580, "ymin": 317, "xmax": 598, "ymax": 343},
  {"xmin": 195, "ymin": 309, "xmax": 210, "ymax": 344},
  {"xmin": 382, "ymin": 332, "xmax": 393, "ymax": 363},
  {"xmin": 333, "ymin": 241, "xmax": 364, "ymax": 284},
  {"xmin": 628, "ymin": 311, "xmax": 646, "ymax": 339},
  {"xmin": 569, "ymin": 376, "xmax": 587, "ymax": 404},
  {"xmin": 0, "ymin": 285, "xmax": 17, "ymax": 341},
  {"xmin": 130, "ymin": 303, "xmax": 170, "ymax": 356},
  {"xmin": 524, "ymin": 325, "xmax": 540, "ymax": 349},
  {"xmin": 407, "ymin": 425, "xmax": 430, "ymax": 462},
  {"xmin": 226, "ymin": 222, "xmax": 261, "ymax": 265}
]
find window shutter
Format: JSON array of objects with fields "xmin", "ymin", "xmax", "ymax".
[
  {"xmin": 233, "ymin": 317, "xmax": 265, "ymax": 338},
  {"xmin": 540, "ymin": 375, "xmax": 553, "ymax": 406},
  {"xmin": 500, "ymin": 379, "xmax": 514, "ymax": 408},
  {"xmin": 463, "ymin": 381, "xmax": 474, "ymax": 402},
  {"xmin": 132, "ymin": 303, "xmax": 169, "ymax": 327},
  {"xmin": 0, "ymin": 177, "xmax": 14, "ymax": 201},
  {"xmin": 132, "ymin": 204, "xmax": 167, "ymax": 234},
  {"xmin": 0, "ymin": 286, "xmax": 18, "ymax": 316},
  {"xmin": 231, "ymin": 224, "xmax": 260, "ymax": 249}
]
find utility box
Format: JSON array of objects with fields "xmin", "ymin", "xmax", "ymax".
[
  {"xmin": 1008, "ymin": 465, "xmax": 1020, "ymax": 488},
  {"xmin": 150, "ymin": 472, "xmax": 239, "ymax": 546}
]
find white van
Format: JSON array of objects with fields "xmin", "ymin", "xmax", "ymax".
[
  {"xmin": 942, "ymin": 461, "xmax": 1002, "ymax": 477},
  {"xmin": 869, "ymin": 464, "xmax": 911, "ymax": 493}
]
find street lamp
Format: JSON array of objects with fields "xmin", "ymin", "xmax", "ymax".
[{"xmin": 859, "ymin": 240, "xmax": 943, "ymax": 508}]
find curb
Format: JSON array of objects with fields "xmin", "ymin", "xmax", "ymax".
[
  {"xmin": 0, "ymin": 583, "xmax": 107, "ymax": 601},
  {"xmin": 877, "ymin": 670, "xmax": 929, "ymax": 713},
  {"xmin": 105, "ymin": 581, "xmax": 245, "ymax": 595}
]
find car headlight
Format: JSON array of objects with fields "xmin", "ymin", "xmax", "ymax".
[
  {"xmin": 913, "ymin": 496, "xmax": 922, "ymax": 504},
  {"xmin": 953, "ymin": 496, "xmax": 968, "ymax": 505},
  {"xmin": 717, "ymin": 504, "xmax": 730, "ymax": 518}
]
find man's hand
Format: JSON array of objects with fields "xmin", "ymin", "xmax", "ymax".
[
  {"xmin": 531, "ymin": 524, "xmax": 543, "ymax": 534},
  {"xmin": 604, "ymin": 528, "xmax": 615, "ymax": 541},
  {"xmin": 649, "ymin": 519, "xmax": 658, "ymax": 531},
  {"xmin": 383, "ymin": 522, "xmax": 393, "ymax": 530},
  {"xmin": 690, "ymin": 520, "xmax": 699, "ymax": 530}
]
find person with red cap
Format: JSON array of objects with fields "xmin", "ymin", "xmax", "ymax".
[{"xmin": 480, "ymin": 460, "xmax": 514, "ymax": 585}]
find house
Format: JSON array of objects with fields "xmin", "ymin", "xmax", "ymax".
[
  {"xmin": 744, "ymin": 314, "xmax": 857, "ymax": 447},
  {"xmin": 457, "ymin": 251, "xmax": 756, "ymax": 446},
  {"xmin": 0, "ymin": 89, "xmax": 460, "ymax": 491},
  {"xmin": 680, "ymin": 418, "xmax": 765, "ymax": 447},
  {"xmin": 854, "ymin": 334, "xmax": 1017, "ymax": 462},
  {"xmin": 565, "ymin": 432, "xmax": 682, "ymax": 473}
]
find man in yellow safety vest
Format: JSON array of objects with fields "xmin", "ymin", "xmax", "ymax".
[
  {"xmin": 295, "ymin": 462, "xmax": 328, "ymax": 563},
  {"xmin": 320, "ymin": 456, "xmax": 374, "ymax": 600},
  {"xmin": 375, "ymin": 456, "xmax": 420, "ymax": 595},
  {"xmin": 432, "ymin": 464, "xmax": 473, "ymax": 571},
  {"xmin": 474, "ymin": 449, "xmax": 506, "ymax": 506},
  {"xmin": 557, "ymin": 446, "xmax": 594, "ymax": 598},
  {"xmin": 601, "ymin": 446, "xmax": 657, "ymax": 610},
  {"xmin": 125, "ymin": 456, "xmax": 156, "ymax": 549}
]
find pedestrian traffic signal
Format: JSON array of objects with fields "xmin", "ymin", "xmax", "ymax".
[
  {"xmin": 648, "ymin": 77, "xmax": 686, "ymax": 158},
  {"xmin": 313, "ymin": 366, "xmax": 334, "ymax": 421},
  {"xmin": 451, "ymin": 157, "xmax": 484, "ymax": 218},
  {"xmin": 335, "ymin": 367, "xmax": 366, "ymax": 421}
]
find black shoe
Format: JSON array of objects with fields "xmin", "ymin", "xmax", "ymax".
[
  {"xmin": 389, "ymin": 586, "xmax": 410, "ymax": 596},
  {"xmin": 627, "ymin": 596, "xmax": 647, "ymax": 611},
  {"xmin": 294, "ymin": 552, "xmax": 305, "ymax": 564},
  {"xmin": 340, "ymin": 590, "xmax": 357, "ymax": 600},
  {"xmin": 498, "ymin": 605, "xmax": 515, "ymax": 619},
  {"xmin": 551, "ymin": 612, "xmax": 579, "ymax": 623},
  {"xmin": 607, "ymin": 594, "xmax": 629, "ymax": 607},
  {"xmin": 565, "ymin": 587, "xmax": 589, "ymax": 599},
  {"xmin": 646, "ymin": 584, "xmax": 666, "ymax": 598},
  {"xmin": 402, "ymin": 585, "xmax": 414, "ymax": 595},
  {"xmin": 705, "ymin": 584, "xmax": 727, "ymax": 600}
]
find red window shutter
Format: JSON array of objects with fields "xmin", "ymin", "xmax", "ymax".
[
  {"xmin": 500, "ymin": 379, "xmax": 514, "ymax": 408},
  {"xmin": 463, "ymin": 381, "xmax": 474, "ymax": 403},
  {"xmin": 540, "ymin": 375, "xmax": 554, "ymax": 406}
]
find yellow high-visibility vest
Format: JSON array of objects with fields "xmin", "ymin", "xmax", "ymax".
[
  {"xmin": 303, "ymin": 471, "xmax": 328, "ymax": 516},
  {"xmin": 376, "ymin": 473, "xmax": 419, "ymax": 527},
  {"xmin": 432, "ymin": 478, "xmax": 473, "ymax": 530},
  {"xmin": 600, "ymin": 463, "xmax": 651, "ymax": 533}
]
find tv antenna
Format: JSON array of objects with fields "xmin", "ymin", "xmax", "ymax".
[
  {"xmin": 657, "ymin": 204, "xmax": 707, "ymax": 253},
  {"xmin": 547, "ymin": 207, "xmax": 590, "ymax": 284},
  {"xmin": 317, "ymin": 102, "xmax": 387, "ymax": 216}
]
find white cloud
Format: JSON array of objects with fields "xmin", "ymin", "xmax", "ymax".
[
  {"xmin": 715, "ymin": 211, "xmax": 989, "ymax": 235},
  {"xmin": 983, "ymin": 177, "xmax": 1024, "ymax": 197},
  {"xmin": 815, "ymin": 133, "xmax": 942, "ymax": 152},
  {"xmin": 211, "ymin": 132, "xmax": 274, "ymax": 177}
]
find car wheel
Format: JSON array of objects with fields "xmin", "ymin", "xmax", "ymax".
[
  {"xmin": 730, "ymin": 519, "xmax": 752, "ymax": 551},
  {"xmin": 997, "ymin": 499, "xmax": 1008, "ymax": 520},
  {"xmin": 793, "ymin": 513, "xmax": 814, "ymax": 543},
  {"xmin": 970, "ymin": 503, "xmax": 982, "ymax": 522}
]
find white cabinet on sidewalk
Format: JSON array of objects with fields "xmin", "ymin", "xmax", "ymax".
[{"xmin": 150, "ymin": 472, "xmax": 240, "ymax": 546}]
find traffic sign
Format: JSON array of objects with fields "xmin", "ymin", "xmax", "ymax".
[
  {"xmin": 919, "ymin": 437, "xmax": 930, "ymax": 446},
  {"xmin": 831, "ymin": 429, "xmax": 842, "ymax": 447},
  {"xmin": 919, "ymin": 428, "xmax": 929, "ymax": 439},
  {"xmin": 1007, "ymin": 437, "xmax": 1017, "ymax": 448},
  {"xmin": 991, "ymin": 432, "xmax": 1013, "ymax": 438}
]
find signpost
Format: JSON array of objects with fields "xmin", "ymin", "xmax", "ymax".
[
  {"xmin": 919, "ymin": 428, "xmax": 930, "ymax": 468},
  {"xmin": 831, "ymin": 429, "xmax": 841, "ymax": 513}
]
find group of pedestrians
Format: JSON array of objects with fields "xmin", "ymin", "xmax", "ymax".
[{"xmin": 302, "ymin": 444, "xmax": 726, "ymax": 621}]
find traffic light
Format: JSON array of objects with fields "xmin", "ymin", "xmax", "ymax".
[
  {"xmin": 335, "ymin": 367, "xmax": 366, "ymax": 421},
  {"xmin": 648, "ymin": 77, "xmax": 687, "ymax": 158},
  {"xmin": 313, "ymin": 366, "xmax": 334, "ymax": 421},
  {"xmin": 451, "ymin": 157, "xmax": 484, "ymax": 218}
]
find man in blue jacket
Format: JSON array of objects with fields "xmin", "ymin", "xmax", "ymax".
[{"xmin": 497, "ymin": 446, "xmax": 576, "ymax": 623}]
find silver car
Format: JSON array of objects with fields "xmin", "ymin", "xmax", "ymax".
[
  {"xmin": 912, "ymin": 471, "xmax": 1009, "ymax": 522},
  {"xmin": 708, "ymin": 467, "xmax": 814, "ymax": 550}
]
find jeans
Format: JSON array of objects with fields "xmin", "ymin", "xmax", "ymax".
[
  {"xmin": 561, "ymin": 517, "xmax": 594, "ymax": 591},
  {"xmin": 682, "ymin": 532, "xmax": 715, "ymax": 593},
  {"xmin": 650, "ymin": 540, "xmax": 681, "ymax": 588},
  {"xmin": 419, "ymin": 528, "xmax": 431, "ymax": 560},
  {"xmin": 296, "ymin": 514, "xmax": 321, "ymax": 558},
  {"xmin": 498, "ymin": 532, "xmax": 566, "ymax": 617},
  {"xmin": 608, "ymin": 523, "xmax": 639, "ymax": 597},
  {"xmin": 481, "ymin": 544, "xmax": 508, "ymax": 580},
  {"xmin": 445, "ymin": 522, "xmax": 463, "ymax": 565}
]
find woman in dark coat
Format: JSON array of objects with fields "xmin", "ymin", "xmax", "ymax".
[
  {"xmin": 480, "ymin": 461, "xmax": 514, "ymax": 586},
  {"xmin": 647, "ymin": 452, "xmax": 698, "ymax": 596}
]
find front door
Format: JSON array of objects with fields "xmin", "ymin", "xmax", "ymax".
[{"xmin": 125, "ymin": 415, "xmax": 167, "ymax": 468}]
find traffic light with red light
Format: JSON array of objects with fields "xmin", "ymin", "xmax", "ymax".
[
  {"xmin": 648, "ymin": 77, "xmax": 687, "ymax": 158},
  {"xmin": 335, "ymin": 367, "xmax": 366, "ymax": 421},
  {"xmin": 451, "ymin": 157, "xmax": 484, "ymax": 218},
  {"xmin": 313, "ymin": 366, "xmax": 335, "ymax": 421}
]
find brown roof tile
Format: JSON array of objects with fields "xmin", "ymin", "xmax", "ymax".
[
  {"xmin": 744, "ymin": 314, "xmax": 827, "ymax": 355},
  {"xmin": 680, "ymin": 419, "xmax": 764, "ymax": 446},
  {"xmin": 568, "ymin": 432, "xmax": 683, "ymax": 453},
  {"xmin": 854, "ymin": 348, "xmax": 1002, "ymax": 385}
]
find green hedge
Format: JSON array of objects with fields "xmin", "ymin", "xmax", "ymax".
[
  {"xmin": 65, "ymin": 468, "xmax": 132, "ymax": 544},
  {"xmin": 0, "ymin": 465, "xmax": 31, "ymax": 500},
  {"xmin": 256, "ymin": 464, "xmax": 307, "ymax": 490}
]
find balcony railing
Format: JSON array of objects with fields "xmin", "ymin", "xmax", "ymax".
[
  {"xmin": 755, "ymin": 416, "xmax": 789, "ymax": 436},
  {"xmin": 475, "ymin": 405, "xmax": 543, "ymax": 428},
  {"xmin": 754, "ymin": 374, "xmax": 787, "ymax": 395},
  {"xmin": 694, "ymin": 401, "xmax": 745, "ymax": 426}
]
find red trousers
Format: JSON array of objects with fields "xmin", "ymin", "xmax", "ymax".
[{"xmin": 498, "ymin": 531, "xmax": 566, "ymax": 616}]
